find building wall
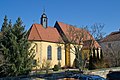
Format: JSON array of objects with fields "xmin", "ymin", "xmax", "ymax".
[
  {"xmin": 30, "ymin": 40, "xmax": 101, "ymax": 69},
  {"xmin": 69, "ymin": 44, "xmax": 83, "ymax": 67},
  {"xmin": 30, "ymin": 41, "xmax": 66, "ymax": 69},
  {"xmin": 30, "ymin": 41, "xmax": 78, "ymax": 69},
  {"xmin": 100, "ymin": 41, "xmax": 120, "ymax": 54},
  {"xmin": 82, "ymin": 48, "xmax": 101, "ymax": 59},
  {"xmin": 65, "ymin": 44, "xmax": 71, "ymax": 67},
  {"xmin": 100, "ymin": 41, "xmax": 120, "ymax": 66},
  {"xmin": 70, "ymin": 44, "xmax": 76, "ymax": 67},
  {"xmin": 82, "ymin": 49, "xmax": 90, "ymax": 59}
]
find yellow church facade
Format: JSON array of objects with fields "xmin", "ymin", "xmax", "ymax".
[{"xmin": 30, "ymin": 41, "xmax": 65, "ymax": 68}]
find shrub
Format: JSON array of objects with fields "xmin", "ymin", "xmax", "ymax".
[
  {"xmin": 53, "ymin": 65, "xmax": 59, "ymax": 71},
  {"xmin": 93, "ymin": 59, "xmax": 110, "ymax": 69},
  {"xmin": 41, "ymin": 59, "xmax": 51, "ymax": 74}
]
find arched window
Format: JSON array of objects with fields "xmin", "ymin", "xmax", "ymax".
[
  {"xmin": 47, "ymin": 45, "xmax": 52, "ymax": 60},
  {"xmin": 57, "ymin": 47, "xmax": 61, "ymax": 60}
]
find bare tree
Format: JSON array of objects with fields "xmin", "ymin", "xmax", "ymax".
[
  {"xmin": 57, "ymin": 23, "xmax": 105, "ymax": 71},
  {"xmin": 59, "ymin": 24, "xmax": 97, "ymax": 71},
  {"xmin": 82, "ymin": 24, "xmax": 105, "ymax": 69},
  {"xmin": 41, "ymin": 59, "xmax": 51, "ymax": 74},
  {"xmin": 66, "ymin": 26, "xmax": 85, "ymax": 71},
  {"xmin": 87, "ymin": 23, "xmax": 106, "ymax": 69},
  {"xmin": 102, "ymin": 42, "xmax": 120, "ymax": 67},
  {"xmin": 90, "ymin": 23, "xmax": 105, "ymax": 40}
]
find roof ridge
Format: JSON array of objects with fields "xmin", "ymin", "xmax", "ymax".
[{"xmin": 110, "ymin": 31, "xmax": 120, "ymax": 35}]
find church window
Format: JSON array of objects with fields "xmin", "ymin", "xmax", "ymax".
[
  {"xmin": 47, "ymin": 45, "xmax": 52, "ymax": 60},
  {"xmin": 44, "ymin": 19, "xmax": 46, "ymax": 22},
  {"xmin": 57, "ymin": 47, "xmax": 61, "ymax": 60}
]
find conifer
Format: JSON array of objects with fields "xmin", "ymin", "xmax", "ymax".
[
  {"xmin": 0, "ymin": 17, "xmax": 35, "ymax": 76},
  {"xmin": 1, "ymin": 15, "xmax": 8, "ymax": 32}
]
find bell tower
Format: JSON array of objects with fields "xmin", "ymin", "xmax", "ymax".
[{"xmin": 41, "ymin": 10, "xmax": 48, "ymax": 28}]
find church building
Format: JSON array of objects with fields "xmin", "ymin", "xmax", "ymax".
[{"xmin": 28, "ymin": 12, "xmax": 100, "ymax": 69}]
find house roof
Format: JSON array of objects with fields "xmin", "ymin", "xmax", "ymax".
[
  {"xmin": 83, "ymin": 40, "xmax": 100, "ymax": 49},
  {"xmin": 56, "ymin": 22, "xmax": 93, "ymax": 40},
  {"xmin": 101, "ymin": 31, "xmax": 120, "ymax": 42},
  {"xmin": 28, "ymin": 24, "xmax": 62, "ymax": 43},
  {"xmin": 28, "ymin": 22, "xmax": 100, "ymax": 48},
  {"xmin": 56, "ymin": 22, "xmax": 100, "ymax": 48}
]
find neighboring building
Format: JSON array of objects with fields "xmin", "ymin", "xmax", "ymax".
[
  {"xmin": 28, "ymin": 12, "xmax": 100, "ymax": 69},
  {"xmin": 100, "ymin": 30, "xmax": 120, "ymax": 66},
  {"xmin": 100, "ymin": 30, "xmax": 120, "ymax": 54}
]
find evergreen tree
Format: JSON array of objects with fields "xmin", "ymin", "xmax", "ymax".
[
  {"xmin": 89, "ymin": 48, "xmax": 97, "ymax": 70},
  {"xmin": 0, "ymin": 17, "xmax": 35, "ymax": 76},
  {"xmin": 8, "ymin": 19, "xmax": 12, "ymax": 29},
  {"xmin": 100, "ymin": 49, "xmax": 103, "ymax": 60},
  {"xmin": 89, "ymin": 55, "xmax": 94, "ymax": 70},
  {"xmin": 1, "ymin": 15, "xmax": 8, "ymax": 32}
]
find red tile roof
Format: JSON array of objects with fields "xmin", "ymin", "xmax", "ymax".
[
  {"xmin": 83, "ymin": 40, "xmax": 100, "ymax": 49},
  {"xmin": 56, "ymin": 22, "xmax": 93, "ymax": 40},
  {"xmin": 28, "ymin": 22, "xmax": 100, "ymax": 48},
  {"xmin": 56, "ymin": 22, "xmax": 100, "ymax": 48},
  {"xmin": 101, "ymin": 31, "xmax": 120, "ymax": 42},
  {"xmin": 28, "ymin": 24, "xmax": 62, "ymax": 43}
]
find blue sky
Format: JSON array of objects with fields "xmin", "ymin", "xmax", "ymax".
[{"xmin": 0, "ymin": 0, "xmax": 120, "ymax": 35}]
